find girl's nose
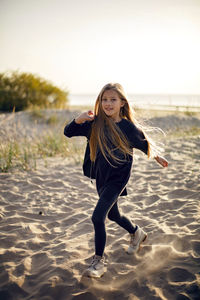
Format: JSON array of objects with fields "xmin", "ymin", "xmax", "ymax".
[{"xmin": 106, "ymin": 100, "xmax": 112, "ymax": 105}]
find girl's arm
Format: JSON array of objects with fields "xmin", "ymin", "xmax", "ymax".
[
  {"xmin": 128, "ymin": 123, "xmax": 149, "ymax": 155},
  {"xmin": 128, "ymin": 123, "xmax": 168, "ymax": 168},
  {"xmin": 64, "ymin": 111, "xmax": 94, "ymax": 138},
  {"xmin": 154, "ymin": 155, "xmax": 168, "ymax": 168}
]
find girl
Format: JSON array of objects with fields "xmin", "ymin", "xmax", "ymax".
[{"xmin": 64, "ymin": 83, "xmax": 168, "ymax": 278}]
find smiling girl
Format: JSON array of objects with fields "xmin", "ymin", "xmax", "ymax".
[{"xmin": 64, "ymin": 83, "xmax": 168, "ymax": 278}]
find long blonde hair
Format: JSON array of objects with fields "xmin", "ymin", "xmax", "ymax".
[{"xmin": 89, "ymin": 83, "xmax": 151, "ymax": 165}]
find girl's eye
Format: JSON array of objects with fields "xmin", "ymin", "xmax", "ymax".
[{"xmin": 102, "ymin": 98, "xmax": 116, "ymax": 102}]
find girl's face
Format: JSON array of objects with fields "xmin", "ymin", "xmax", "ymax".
[{"xmin": 101, "ymin": 89, "xmax": 124, "ymax": 122}]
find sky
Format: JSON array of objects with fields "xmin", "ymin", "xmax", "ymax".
[{"xmin": 1, "ymin": 0, "xmax": 200, "ymax": 95}]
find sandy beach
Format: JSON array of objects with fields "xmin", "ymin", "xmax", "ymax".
[{"xmin": 0, "ymin": 109, "xmax": 200, "ymax": 300}]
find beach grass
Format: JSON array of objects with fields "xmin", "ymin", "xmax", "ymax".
[
  {"xmin": 0, "ymin": 132, "xmax": 84, "ymax": 172},
  {"xmin": 30, "ymin": 107, "xmax": 60, "ymax": 125}
]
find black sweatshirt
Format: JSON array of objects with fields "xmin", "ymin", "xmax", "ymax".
[{"xmin": 64, "ymin": 118, "xmax": 148, "ymax": 196}]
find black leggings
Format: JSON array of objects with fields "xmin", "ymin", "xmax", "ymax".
[{"xmin": 91, "ymin": 185, "xmax": 137, "ymax": 257}]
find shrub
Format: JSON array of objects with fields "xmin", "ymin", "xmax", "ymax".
[{"xmin": 0, "ymin": 71, "xmax": 69, "ymax": 112}]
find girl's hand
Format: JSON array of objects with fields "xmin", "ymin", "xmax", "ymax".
[
  {"xmin": 154, "ymin": 156, "xmax": 168, "ymax": 168},
  {"xmin": 75, "ymin": 111, "xmax": 94, "ymax": 124}
]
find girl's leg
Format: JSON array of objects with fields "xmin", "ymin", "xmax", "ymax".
[
  {"xmin": 107, "ymin": 202, "xmax": 147, "ymax": 256},
  {"xmin": 107, "ymin": 201, "xmax": 137, "ymax": 233},
  {"xmin": 91, "ymin": 185, "xmax": 120, "ymax": 257}
]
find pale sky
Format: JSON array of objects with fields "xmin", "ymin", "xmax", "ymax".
[{"xmin": 1, "ymin": 0, "xmax": 200, "ymax": 94}]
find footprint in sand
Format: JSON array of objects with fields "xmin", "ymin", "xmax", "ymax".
[{"xmin": 167, "ymin": 267, "xmax": 196, "ymax": 283}]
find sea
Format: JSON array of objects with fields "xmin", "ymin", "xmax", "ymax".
[{"xmin": 68, "ymin": 94, "xmax": 200, "ymax": 111}]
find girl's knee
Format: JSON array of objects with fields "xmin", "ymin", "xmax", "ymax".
[{"xmin": 91, "ymin": 211, "xmax": 104, "ymax": 225}]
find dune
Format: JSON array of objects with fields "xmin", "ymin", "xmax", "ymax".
[{"xmin": 0, "ymin": 109, "xmax": 200, "ymax": 300}]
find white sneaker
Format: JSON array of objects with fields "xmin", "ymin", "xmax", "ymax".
[
  {"xmin": 86, "ymin": 255, "xmax": 105, "ymax": 278},
  {"xmin": 127, "ymin": 226, "xmax": 147, "ymax": 254}
]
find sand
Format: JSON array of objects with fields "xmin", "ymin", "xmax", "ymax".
[{"xmin": 0, "ymin": 110, "xmax": 200, "ymax": 300}]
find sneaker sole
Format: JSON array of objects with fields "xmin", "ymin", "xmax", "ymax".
[{"xmin": 87, "ymin": 270, "xmax": 104, "ymax": 278}]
